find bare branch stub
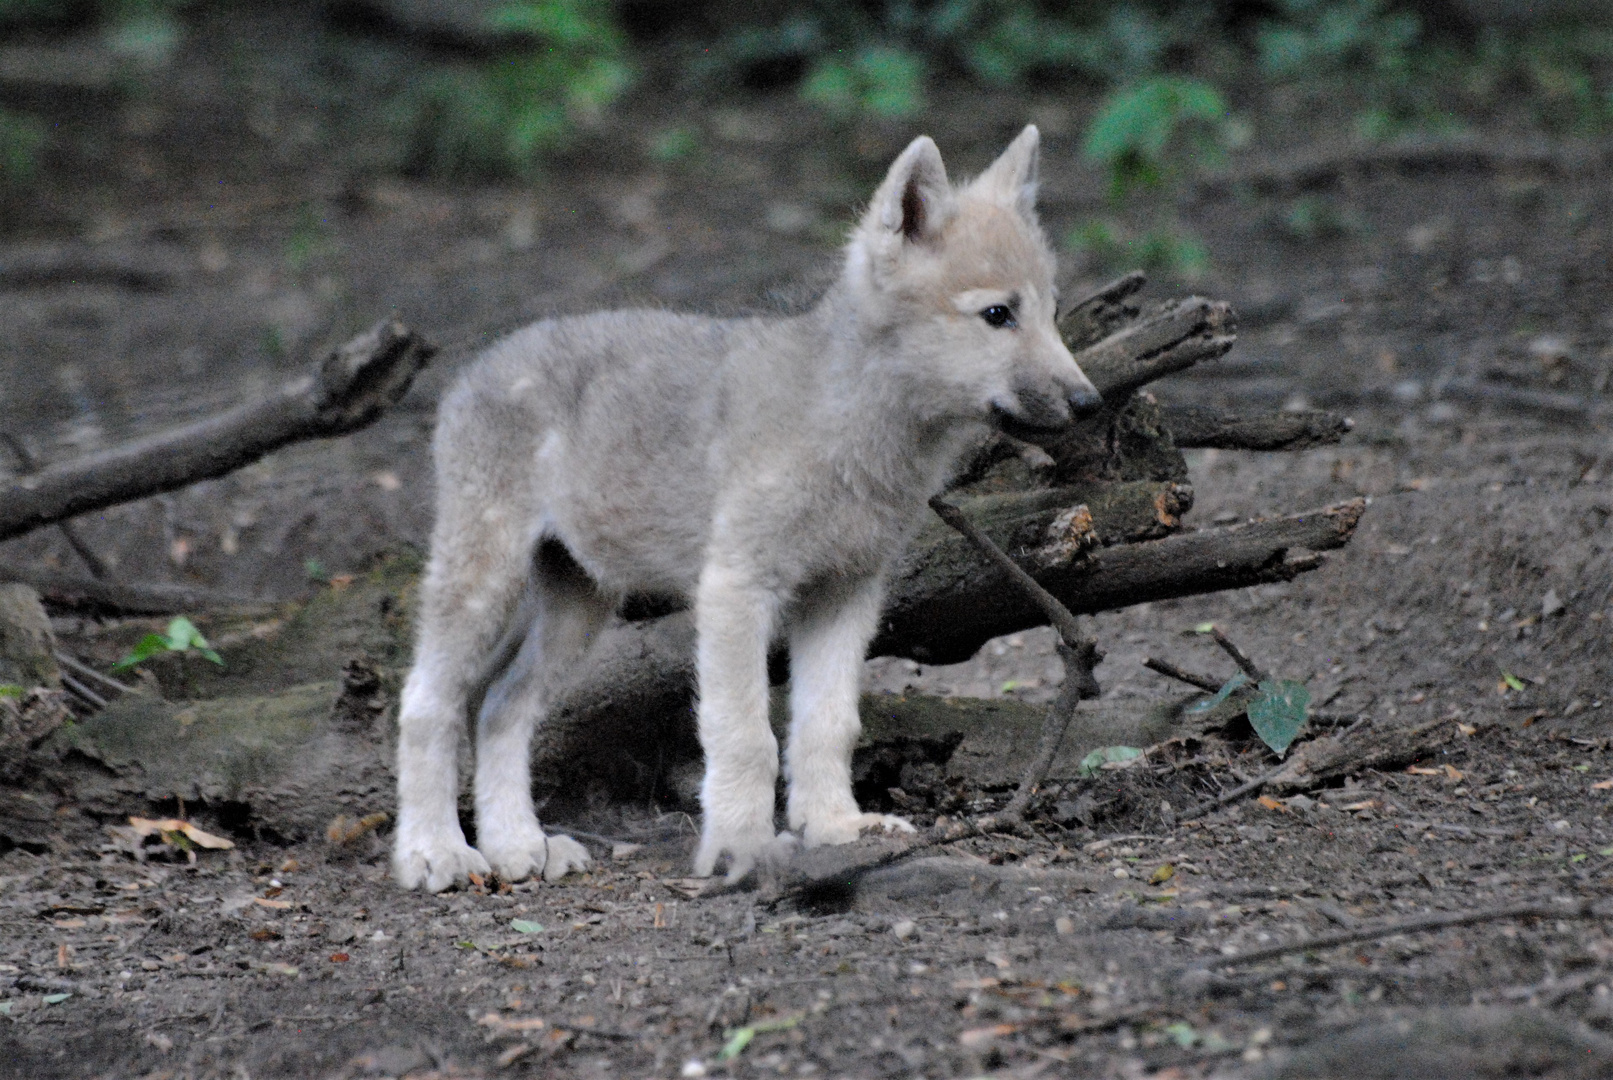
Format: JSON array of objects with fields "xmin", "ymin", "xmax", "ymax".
[
  {"xmin": 1209, "ymin": 626, "xmax": 1269, "ymax": 682},
  {"xmin": 1143, "ymin": 656, "xmax": 1222, "ymax": 693},
  {"xmin": 0, "ymin": 319, "xmax": 434, "ymax": 544}
]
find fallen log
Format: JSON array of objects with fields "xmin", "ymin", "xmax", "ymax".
[
  {"xmin": 0, "ymin": 319, "xmax": 434, "ymax": 544},
  {"xmin": 530, "ymin": 499, "xmax": 1364, "ymax": 797}
]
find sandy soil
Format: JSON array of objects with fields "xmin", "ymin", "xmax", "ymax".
[{"xmin": 3, "ymin": 10, "xmax": 1613, "ymax": 1078}]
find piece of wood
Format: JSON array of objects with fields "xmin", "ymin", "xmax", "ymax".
[
  {"xmin": 1162, "ymin": 404, "xmax": 1352, "ymax": 451},
  {"xmin": 877, "ymin": 497, "xmax": 1365, "ymax": 665},
  {"xmin": 1076, "ymin": 297, "xmax": 1237, "ymax": 399},
  {"xmin": 530, "ymin": 499, "xmax": 1365, "ymax": 791},
  {"xmin": 0, "ymin": 564, "xmax": 272, "ymax": 617},
  {"xmin": 0, "ymin": 320, "xmax": 434, "ymax": 543},
  {"xmin": 1263, "ymin": 716, "xmax": 1453, "ymax": 795},
  {"xmin": 2, "ymin": 434, "xmax": 111, "ymax": 579}
]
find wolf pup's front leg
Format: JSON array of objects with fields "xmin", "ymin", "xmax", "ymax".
[
  {"xmin": 692, "ymin": 562, "xmax": 797, "ymax": 878},
  {"xmin": 785, "ymin": 578, "xmax": 916, "ymax": 846}
]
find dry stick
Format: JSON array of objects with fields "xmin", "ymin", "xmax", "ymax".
[
  {"xmin": 1177, "ymin": 760, "xmax": 1294, "ymax": 822},
  {"xmin": 58, "ymin": 673, "xmax": 108, "ymax": 712},
  {"xmin": 54, "ymin": 652, "xmax": 136, "ymax": 698},
  {"xmin": 927, "ymin": 496, "xmax": 1102, "ymax": 823},
  {"xmin": 1143, "ymin": 657, "xmax": 1223, "ymax": 693},
  {"xmin": 1208, "ymin": 626, "xmax": 1267, "ymax": 682},
  {"xmin": 1206, "ymin": 899, "xmax": 1605, "ymax": 970},
  {"xmin": 2, "ymin": 433, "xmax": 111, "ymax": 580},
  {"xmin": 760, "ymin": 501, "xmax": 1104, "ymax": 908}
]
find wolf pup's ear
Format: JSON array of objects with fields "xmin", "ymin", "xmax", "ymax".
[
  {"xmin": 868, "ymin": 135, "xmax": 954, "ymax": 244},
  {"xmin": 970, "ymin": 124, "xmax": 1040, "ymax": 221}
]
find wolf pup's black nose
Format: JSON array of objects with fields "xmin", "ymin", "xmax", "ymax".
[{"xmin": 1067, "ymin": 385, "xmax": 1104, "ymax": 415}]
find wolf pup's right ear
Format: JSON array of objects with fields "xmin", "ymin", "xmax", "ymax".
[
  {"xmin": 970, "ymin": 124, "xmax": 1040, "ymax": 222},
  {"xmin": 866, "ymin": 135, "xmax": 954, "ymax": 246}
]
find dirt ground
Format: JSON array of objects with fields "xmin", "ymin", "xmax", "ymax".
[{"xmin": 5, "ymin": 9, "xmax": 1613, "ymax": 1078}]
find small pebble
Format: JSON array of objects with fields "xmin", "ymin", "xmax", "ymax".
[
  {"xmin": 1054, "ymin": 916, "xmax": 1075, "ymax": 936},
  {"xmin": 681, "ymin": 1059, "xmax": 707, "ymax": 1078},
  {"xmin": 891, "ymin": 919, "xmax": 916, "ymax": 941}
]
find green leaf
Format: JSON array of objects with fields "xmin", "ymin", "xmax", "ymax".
[
  {"xmin": 1164, "ymin": 1021, "xmax": 1198, "ymax": 1047},
  {"xmin": 719, "ymin": 1026, "xmax": 755, "ymax": 1061},
  {"xmin": 1082, "ymin": 76, "xmax": 1227, "ymax": 202},
  {"xmin": 1248, "ymin": 679, "xmax": 1311, "ymax": 756},
  {"xmin": 41, "ymin": 992, "xmax": 69, "ymax": 1005},
  {"xmin": 111, "ymin": 632, "xmax": 173, "ymax": 672},
  {"xmin": 1185, "ymin": 672, "xmax": 1247, "ymax": 715},
  {"xmin": 1502, "ymin": 672, "xmax": 1526, "ymax": 692},
  {"xmin": 510, "ymin": 919, "xmax": 545, "ymax": 933},
  {"xmin": 719, "ymin": 1015, "xmax": 801, "ymax": 1060},
  {"xmin": 0, "ymin": 684, "xmax": 24, "ymax": 699},
  {"xmin": 1193, "ymin": 622, "xmax": 1216, "ymax": 634},
  {"xmin": 1078, "ymin": 745, "xmax": 1144, "ymax": 777}
]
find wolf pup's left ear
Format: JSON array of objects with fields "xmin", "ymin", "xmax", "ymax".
[
  {"xmin": 971, "ymin": 124, "xmax": 1040, "ymax": 221},
  {"xmin": 867, "ymin": 135, "xmax": 954, "ymax": 244}
]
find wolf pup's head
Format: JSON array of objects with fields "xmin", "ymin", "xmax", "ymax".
[{"xmin": 845, "ymin": 125, "xmax": 1101, "ymax": 439}]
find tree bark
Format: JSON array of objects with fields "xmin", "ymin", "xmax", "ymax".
[
  {"xmin": 0, "ymin": 320, "xmax": 434, "ymax": 544},
  {"xmin": 1162, "ymin": 404, "xmax": 1353, "ymax": 451}
]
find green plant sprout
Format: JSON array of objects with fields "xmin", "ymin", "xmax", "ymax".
[{"xmin": 112, "ymin": 617, "xmax": 223, "ymax": 672}]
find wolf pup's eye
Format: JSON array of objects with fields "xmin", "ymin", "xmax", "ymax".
[{"xmin": 980, "ymin": 304, "xmax": 1016, "ymax": 329}]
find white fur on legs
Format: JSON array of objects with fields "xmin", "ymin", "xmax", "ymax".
[
  {"xmin": 473, "ymin": 568, "xmax": 609, "ymax": 883},
  {"xmin": 786, "ymin": 578, "xmax": 915, "ymax": 847},
  {"xmin": 394, "ymin": 662, "xmax": 491, "ymax": 892},
  {"xmin": 393, "ymin": 493, "xmax": 531, "ymax": 892},
  {"xmin": 692, "ymin": 563, "xmax": 793, "ymax": 879}
]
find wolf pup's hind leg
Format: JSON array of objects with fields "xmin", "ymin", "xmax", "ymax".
[
  {"xmin": 785, "ymin": 577, "xmax": 916, "ymax": 846},
  {"xmin": 393, "ymin": 527, "xmax": 530, "ymax": 892},
  {"xmin": 473, "ymin": 541, "xmax": 608, "ymax": 882}
]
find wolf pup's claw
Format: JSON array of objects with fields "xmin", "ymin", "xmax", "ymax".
[
  {"xmin": 393, "ymin": 834, "xmax": 493, "ymax": 893},
  {"xmin": 540, "ymin": 835, "xmax": 591, "ymax": 882},
  {"xmin": 480, "ymin": 827, "xmax": 592, "ymax": 883},
  {"xmin": 693, "ymin": 830, "xmax": 798, "ymax": 881},
  {"xmin": 803, "ymin": 812, "xmax": 917, "ymax": 848}
]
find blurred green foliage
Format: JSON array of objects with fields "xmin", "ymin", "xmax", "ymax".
[
  {"xmin": 0, "ymin": 108, "xmax": 46, "ymax": 186},
  {"xmin": 1, "ymin": 1, "xmax": 1612, "ymax": 184},
  {"xmin": 386, "ymin": 0, "xmax": 634, "ymax": 177},
  {"xmin": 1082, "ymin": 75, "xmax": 1229, "ymax": 202},
  {"xmin": 1066, "ymin": 75, "xmax": 1231, "ymax": 281}
]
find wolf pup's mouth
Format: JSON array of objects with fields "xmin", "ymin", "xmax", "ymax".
[{"xmin": 990, "ymin": 402, "xmax": 1074, "ymax": 441}]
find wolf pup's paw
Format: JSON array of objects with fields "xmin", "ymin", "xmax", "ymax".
[
  {"xmin": 393, "ymin": 831, "xmax": 493, "ymax": 892},
  {"xmin": 802, "ymin": 812, "xmax": 916, "ymax": 849},
  {"xmin": 480, "ymin": 828, "xmax": 592, "ymax": 883},
  {"xmin": 693, "ymin": 828, "xmax": 797, "ymax": 881}
]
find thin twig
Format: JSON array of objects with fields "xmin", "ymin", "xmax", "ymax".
[
  {"xmin": 58, "ymin": 673, "xmax": 108, "ymax": 711},
  {"xmin": 2, "ymin": 433, "xmax": 111, "ymax": 580},
  {"xmin": 1143, "ymin": 657, "xmax": 1223, "ymax": 693},
  {"xmin": 54, "ymin": 652, "xmax": 136, "ymax": 697},
  {"xmin": 927, "ymin": 496, "xmax": 1086, "ymax": 648},
  {"xmin": 1178, "ymin": 759, "xmax": 1292, "ymax": 821},
  {"xmin": 928, "ymin": 496, "xmax": 1102, "ymax": 819},
  {"xmin": 1208, "ymin": 626, "xmax": 1267, "ymax": 682},
  {"xmin": 1208, "ymin": 899, "xmax": 1603, "ymax": 969}
]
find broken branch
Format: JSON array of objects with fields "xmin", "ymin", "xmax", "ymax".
[
  {"xmin": 1143, "ymin": 657, "xmax": 1222, "ymax": 693},
  {"xmin": 1209, "ymin": 898, "xmax": 1605, "ymax": 969},
  {"xmin": 1161, "ymin": 404, "xmax": 1352, "ymax": 451},
  {"xmin": 0, "ymin": 319, "xmax": 434, "ymax": 543}
]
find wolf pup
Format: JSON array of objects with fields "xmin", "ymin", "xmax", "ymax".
[{"xmin": 393, "ymin": 125, "xmax": 1101, "ymax": 890}]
